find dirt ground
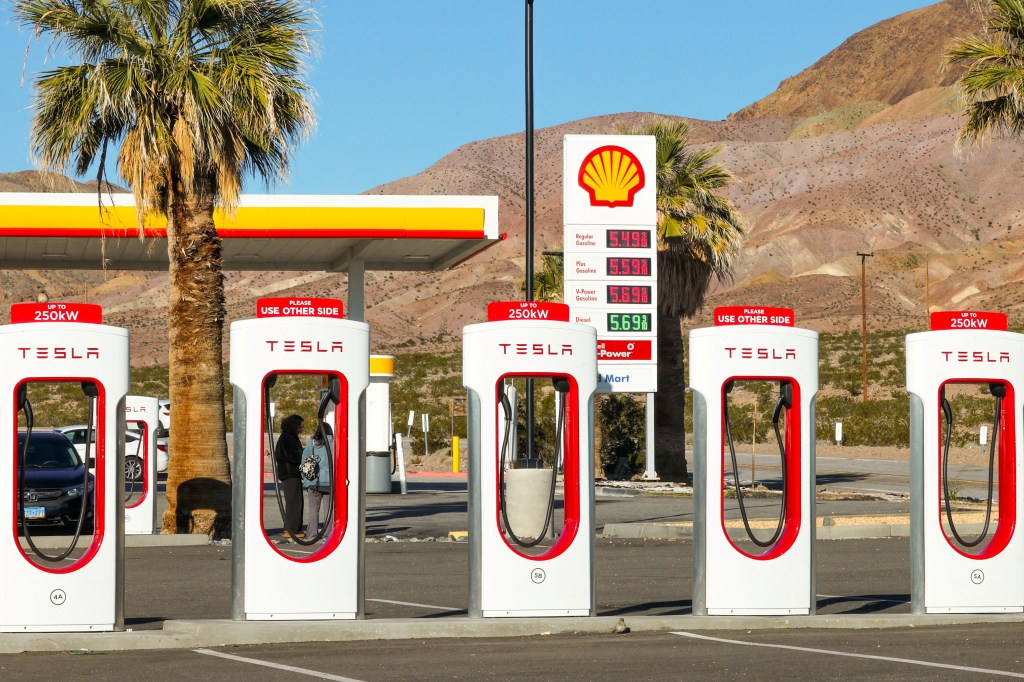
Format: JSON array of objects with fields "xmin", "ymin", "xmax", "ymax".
[{"xmin": 398, "ymin": 442, "xmax": 994, "ymax": 473}]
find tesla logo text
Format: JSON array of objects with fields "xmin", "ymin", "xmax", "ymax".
[
  {"xmin": 939, "ymin": 351, "xmax": 1010, "ymax": 363},
  {"xmin": 498, "ymin": 343, "xmax": 574, "ymax": 356},
  {"xmin": 17, "ymin": 347, "xmax": 100, "ymax": 359},
  {"xmin": 724, "ymin": 347, "xmax": 796, "ymax": 360},
  {"xmin": 264, "ymin": 340, "xmax": 344, "ymax": 353}
]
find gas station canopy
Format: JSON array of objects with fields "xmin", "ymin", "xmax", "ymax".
[{"xmin": 0, "ymin": 193, "xmax": 502, "ymax": 272}]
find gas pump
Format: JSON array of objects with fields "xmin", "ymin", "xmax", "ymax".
[
  {"xmin": 690, "ymin": 306, "xmax": 817, "ymax": 615},
  {"xmin": 230, "ymin": 297, "xmax": 369, "ymax": 620},
  {"xmin": 464, "ymin": 301, "xmax": 597, "ymax": 617},
  {"xmin": 124, "ymin": 396, "xmax": 159, "ymax": 535},
  {"xmin": 0, "ymin": 302, "xmax": 128, "ymax": 632},
  {"xmin": 907, "ymin": 311, "xmax": 1024, "ymax": 613}
]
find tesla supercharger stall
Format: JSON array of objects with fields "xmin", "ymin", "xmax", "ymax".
[
  {"xmin": 0, "ymin": 302, "xmax": 127, "ymax": 632},
  {"xmin": 230, "ymin": 297, "xmax": 369, "ymax": 620},
  {"xmin": 907, "ymin": 311, "xmax": 1024, "ymax": 613},
  {"xmin": 690, "ymin": 307, "xmax": 817, "ymax": 615},
  {"xmin": 124, "ymin": 395, "xmax": 159, "ymax": 535},
  {"xmin": 464, "ymin": 301, "xmax": 597, "ymax": 618}
]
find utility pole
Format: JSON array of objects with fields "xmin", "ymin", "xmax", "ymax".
[
  {"xmin": 524, "ymin": 0, "xmax": 536, "ymax": 461},
  {"xmin": 857, "ymin": 251, "xmax": 874, "ymax": 403}
]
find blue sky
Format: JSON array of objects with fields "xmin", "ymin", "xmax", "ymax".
[{"xmin": 0, "ymin": 1, "xmax": 941, "ymax": 195}]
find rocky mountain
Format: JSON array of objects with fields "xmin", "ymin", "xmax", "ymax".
[{"xmin": 3, "ymin": 0, "xmax": 1021, "ymax": 363}]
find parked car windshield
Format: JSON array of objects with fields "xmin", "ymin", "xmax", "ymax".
[{"xmin": 17, "ymin": 436, "xmax": 82, "ymax": 468}]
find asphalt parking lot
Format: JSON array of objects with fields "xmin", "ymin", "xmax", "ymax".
[{"xmin": 2, "ymin": 471, "xmax": 1023, "ymax": 680}]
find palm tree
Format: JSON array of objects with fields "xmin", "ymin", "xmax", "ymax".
[
  {"xmin": 14, "ymin": 1, "xmax": 317, "ymax": 536},
  {"xmin": 620, "ymin": 117, "xmax": 744, "ymax": 482},
  {"xmin": 521, "ymin": 252, "xmax": 564, "ymax": 302},
  {"xmin": 947, "ymin": 0, "xmax": 1024, "ymax": 145}
]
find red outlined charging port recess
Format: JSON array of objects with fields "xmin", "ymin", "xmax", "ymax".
[
  {"xmin": 937, "ymin": 379, "xmax": 1016, "ymax": 559},
  {"xmin": 495, "ymin": 373, "xmax": 580, "ymax": 561},
  {"xmin": 125, "ymin": 420, "xmax": 149, "ymax": 509},
  {"xmin": 260, "ymin": 370, "xmax": 348, "ymax": 562},
  {"xmin": 12, "ymin": 378, "xmax": 106, "ymax": 573},
  {"xmin": 721, "ymin": 376, "xmax": 801, "ymax": 560}
]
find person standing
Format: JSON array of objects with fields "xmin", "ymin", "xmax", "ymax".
[
  {"xmin": 275, "ymin": 414, "xmax": 305, "ymax": 539},
  {"xmin": 302, "ymin": 424, "xmax": 333, "ymax": 538}
]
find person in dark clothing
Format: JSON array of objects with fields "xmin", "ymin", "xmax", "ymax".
[{"xmin": 275, "ymin": 414, "xmax": 305, "ymax": 539}]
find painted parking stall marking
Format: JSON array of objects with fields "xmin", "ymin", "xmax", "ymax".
[{"xmin": 671, "ymin": 631, "xmax": 1024, "ymax": 678}]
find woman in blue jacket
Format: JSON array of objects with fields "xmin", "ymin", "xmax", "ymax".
[{"xmin": 302, "ymin": 425, "xmax": 333, "ymax": 537}]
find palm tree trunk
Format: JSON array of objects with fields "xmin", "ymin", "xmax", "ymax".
[
  {"xmin": 655, "ymin": 311, "xmax": 688, "ymax": 482},
  {"xmin": 160, "ymin": 175, "xmax": 232, "ymax": 537}
]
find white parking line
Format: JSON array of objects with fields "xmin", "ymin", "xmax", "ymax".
[
  {"xmin": 671, "ymin": 631, "xmax": 1024, "ymax": 678},
  {"xmin": 367, "ymin": 597, "xmax": 462, "ymax": 612},
  {"xmin": 194, "ymin": 648, "xmax": 364, "ymax": 681}
]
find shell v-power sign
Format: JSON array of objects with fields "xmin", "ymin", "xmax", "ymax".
[{"xmin": 563, "ymin": 135, "xmax": 657, "ymax": 393}]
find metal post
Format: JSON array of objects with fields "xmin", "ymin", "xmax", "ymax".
[
  {"xmin": 644, "ymin": 393, "xmax": 657, "ymax": 480},
  {"xmin": 348, "ymin": 257, "xmax": 365, "ymax": 322},
  {"xmin": 524, "ymin": 0, "xmax": 536, "ymax": 460},
  {"xmin": 857, "ymin": 251, "xmax": 874, "ymax": 403},
  {"xmin": 751, "ymin": 395, "xmax": 757, "ymax": 486}
]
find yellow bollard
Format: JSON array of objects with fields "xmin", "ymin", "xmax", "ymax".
[{"xmin": 452, "ymin": 436, "xmax": 460, "ymax": 473}]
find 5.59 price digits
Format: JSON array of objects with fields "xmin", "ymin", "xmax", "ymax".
[
  {"xmin": 607, "ymin": 285, "xmax": 651, "ymax": 304},
  {"xmin": 606, "ymin": 257, "xmax": 651, "ymax": 277}
]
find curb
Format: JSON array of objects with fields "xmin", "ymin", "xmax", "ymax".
[
  {"xmin": 602, "ymin": 521, "xmax": 915, "ymax": 541},
  {"xmin": 3, "ymin": 612, "xmax": 1024, "ymax": 654}
]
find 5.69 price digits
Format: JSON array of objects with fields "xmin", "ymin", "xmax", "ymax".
[
  {"xmin": 607, "ymin": 285, "xmax": 651, "ymax": 304},
  {"xmin": 607, "ymin": 313, "xmax": 652, "ymax": 332}
]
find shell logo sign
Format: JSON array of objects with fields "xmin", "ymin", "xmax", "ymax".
[{"xmin": 578, "ymin": 145, "xmax": 645, "ymax": 208}]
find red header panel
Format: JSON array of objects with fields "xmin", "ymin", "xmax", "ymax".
[
  {"xmin": 487, "ymin": 301, "xmax": 570, "ymax": 322},
  {"xmin": 930, "ymin": 310, "xmax": 1007, "ymax": 331},
  {"xmin": 256, "ymin": 298, "xmax": 344, "ymax": 319},
  {"xmin": 11, "ymin": 302, "xmax": 102, "ymax": 324},
  {"xmin": 713, "ymin": 306, "xmax": 795, "ymax": 327}
]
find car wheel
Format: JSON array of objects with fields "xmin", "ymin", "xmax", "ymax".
[{"xmin": 125, "ymin": 456, "xmax": 143, "ymax": 482}]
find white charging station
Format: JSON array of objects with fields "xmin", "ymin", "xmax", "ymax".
[
  {"xmin": 907, "ymin": 311, "xmax": 1024, "ymax": 613},
  {"xmin": 230, "ymin": 297, "xmax": 369, "ymax": 620},
  {"xmin": 124, "ymin": 395, "xmax": 159, "ymax": 535},
  {"xmin": 690, "ymin": 306, "xmax": 817, "ymax": 615},
  {"xmin": 464, "ymin": 301, "xmax": 597, "ymax": 617},
  {"xmin": 0, "ymin": 302, "xmax": 127, "ymax": 632}
]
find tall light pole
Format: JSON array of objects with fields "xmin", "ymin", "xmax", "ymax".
[
  {"xmin": 857, "ymin": 251, "xmax": 874, "ymax": 403},
  {"xmin": 524, "ymin": 0, "xmax": 536, "ymax": 460}
]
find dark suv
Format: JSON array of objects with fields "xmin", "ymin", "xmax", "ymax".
[{"xmin": 16, "ymin": 431, "xmax": 94, "ymax": 530}]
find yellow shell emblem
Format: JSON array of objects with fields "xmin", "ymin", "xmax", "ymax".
[{"xmin": 578, "ymin": 145, "xmax": 645, "ymax": 208}]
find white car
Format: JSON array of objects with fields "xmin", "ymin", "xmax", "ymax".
[{"xmin": 56, "ymin": 425, "xmax": 167, "ymax": 481}]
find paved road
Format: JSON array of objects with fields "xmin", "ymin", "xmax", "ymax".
[
  {"xmin": 9, "ymin": 624, "xmax": 1024, "ymax": 681},
  {"xmin": 2, "ymin": 468, "xmax": 1016, "ymax": 680},
  {"xmin": 6, "ymin": 537, "xmax": 1024, "ymax": 680}
]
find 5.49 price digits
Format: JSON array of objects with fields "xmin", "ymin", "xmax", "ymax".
[
  {"xmin": 606, "ymin": 257, "xmax": 651, "ymax": 277},
  {"xmin": 607, "ymin": 229, "xmax": 651, "ymax": 249},
  {"xmin": 607, "ymin": 285, "xmax": 651, "ymax": 304}
]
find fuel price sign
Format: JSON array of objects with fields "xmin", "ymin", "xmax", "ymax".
[{"xmin": 563, "ymin": 135, "xmax": 658, "ymax": 393}]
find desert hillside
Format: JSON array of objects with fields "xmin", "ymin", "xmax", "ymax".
[{"xmin": 2, "ymin": 0, "xmax": 1022, "ymax": 363}]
